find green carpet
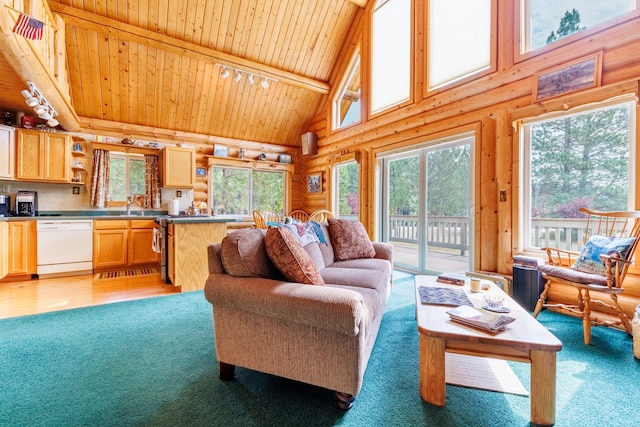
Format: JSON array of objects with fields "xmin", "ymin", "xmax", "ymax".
[{"xmin": 1, "ymin": 271, "xmax": 639, "ymax": 426}]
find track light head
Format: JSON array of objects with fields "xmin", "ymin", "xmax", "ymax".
[
  {"xmin": 47, "ymin": 118, "xmax": 59, "ymax": 127},
  {"xmin": 38, "ymin": 111, "xmax": 52, "ymax": 120},
  {"xmin": 220, "ymin": 67, "xmax": 229, "ymax": 78},
  {"xmin": 260, "ymin": 78, "xmax": 269, "ymax": 89},
  {"xmin": 247, "ymin": 74, "xmax": 254, "ymax": 85},
  {"xmin": 33, "ymin": 104, "xmax": 47, "ymax": 114},
  {"xmin": 234, "ymin": 70, "xmax": 242, "ymax": 82}
]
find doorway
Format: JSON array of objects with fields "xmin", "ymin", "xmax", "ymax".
[{"xmin": 380, "ymin": 135, "xmax": 474, "ymax": 274}]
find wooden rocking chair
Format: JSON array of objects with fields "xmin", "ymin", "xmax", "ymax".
[
  {"xmin": 533, "ymin": 208, "xmax": 640, "ymax": 344},
  {"xmin": 287, "ymin": 209, "xmax": 309, "ymax": 222},
  {"xmin": 308, "ymin": 209, "xmax": 335, "ymax": 222}
]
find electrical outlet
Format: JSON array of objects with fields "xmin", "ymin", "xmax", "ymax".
[
  {"xmin": 499, "ymin": 190, "xmax": 507, "ymax": 202},
  {"xmin": 1, "ymin": 184, "xmax": 9, "ymax": 192},
  {"xmin": 176, "ymin": 190, "xmax": 182, "ymax": 197},
  {"xmin": 72, "ymin": 186, "xmax": 80, "ymax": 195}
]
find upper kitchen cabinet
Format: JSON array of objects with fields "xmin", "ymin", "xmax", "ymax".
[
  {"xmin": 0, "ymin": 125, "xmax": 15, "ymax": 179},
  {"xmin": 16, "ymin": 129, "xmax": 71, "ymax": 182},
  {"xmin": 162, "ymin": 146, "xmax": 195, "ymax": 188}
]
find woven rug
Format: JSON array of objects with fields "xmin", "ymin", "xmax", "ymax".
[
  {"xmin": 94, "ymin": 267, "xmax": 159, "ymax": 280},
  {"xmin": 445, "ymin": 353, "xmax": 529, "ymax": 396}
]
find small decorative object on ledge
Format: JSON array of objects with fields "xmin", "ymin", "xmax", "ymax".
[
  {"xmin": 238, "ymin": 148, "xmax": 245, "ymax": 159},
  {"xmin": 214, "ymin": 144, "xmax": 229, "ymax": 157},
  {"xmin": 279, "ymin": 154, "xmax": 291, "ymax": 164},
  {"xmin": 258, "ymin": 153, "xmax": 267, "ymax": 161},
  {"xmin": 121, "ymin": 138, "xmax": 135, "ymax": 145}
]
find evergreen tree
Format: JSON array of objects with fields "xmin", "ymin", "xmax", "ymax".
[{"xmin": 546, "ymin": 8, "xmax": 586, "ymax": 44}]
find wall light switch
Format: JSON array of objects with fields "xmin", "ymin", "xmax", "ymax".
[
  {"xmin": 499, "ymin": 190, "xmax": 507, "ymax": 202},
  {"xmin": 176, "ymin": 190, "xmax": 182, "ymax": 197},
  {"xmin": 72, "ymin": 186, "xmax": 80, "ymax": 195},
  {"xmin": 1, "ymin": 184, "xmax": 9, "ymax": 192}
]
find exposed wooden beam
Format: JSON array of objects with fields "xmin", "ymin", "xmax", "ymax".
[
  {"xmin": 349, "ymin": 0, "xmax": 368, "ymax": 8},
  {"xmin": 48, "ymin": 3, "xmax": 331, "ymax": 95}
]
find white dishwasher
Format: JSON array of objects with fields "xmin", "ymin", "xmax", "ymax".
[{"xmin": 37, "ymin": 220, "xmax": 93, "ymax": 277}]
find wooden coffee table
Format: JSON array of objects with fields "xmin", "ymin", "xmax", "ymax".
[{"xmin": 415, "ymin": 275, "xmax": 562, "ymax": 426}]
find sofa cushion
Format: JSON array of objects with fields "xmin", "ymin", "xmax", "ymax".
[
  {"xmin": 220, "ymin": 228, "xmax": 279, "ymax": 278},
  {"xmin": 538, "ymin": 264, "xmax": 607, "ymax": 285},
  {"xmin": 265, "ymin": 227, "xmax": 325, "ymax": 285},
  {"xmin": 571, "ymin": 234, "xmax": 636, "ymax": 275},
  {"xmin": 320, "ymin": 267, "xmax": 389, "ymax": 292},
  {"xmin": 328, "ymin": 218, "xmax": 375, "ymax": 261},
  {"xmin": 303, "ymin": 242, "xmax": 326, "ymax": 270}
]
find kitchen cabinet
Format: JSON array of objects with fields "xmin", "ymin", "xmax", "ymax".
[
  {"xmin": 93, "ymin": 220, "xmax": 128, "ymax": 268},
  {"xmin": 8, "ymin": 220, "xmax": 37, "ymax": 275},
  {"xmin": 93, "ymin": 219, "xmax": 159, "ymax": 269},
  {"xmin": 71, "ymin": 137, "xmax": 87, "ymax": 184},
  {"xmin": 162, "ymin": 146, "xmax": 195, "ymax": 188},
  {"xmin": 16, "ymin": 129, "xmax": 71, "ymax": 182},
  {"xmin": 0, "ymin": 125, "xmax": 15, "ymax": 179},
  {"xmin": 0, "ymin": 222, "xmax": 8, "ymax": 279}
]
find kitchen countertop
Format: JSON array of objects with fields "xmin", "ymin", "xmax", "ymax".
[{"xmin": 0, "ymin": 212, "xmax": 245, "ymax": 223}]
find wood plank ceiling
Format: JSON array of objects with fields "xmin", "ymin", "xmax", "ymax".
[{"xmin": 42, "ymin": 0, "xmax": 364, "ymax": 147}]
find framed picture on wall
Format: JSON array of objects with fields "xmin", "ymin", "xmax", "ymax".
[
  {"xmin": 214, "ymin": 144, "xmax": 229, "ymax": 157},
  {"xmin": 533, "ymin": 52, "xmax": 602, "ymax": 102},
  {"xmin": 195, "ymin": 167, "xmax": 207, "ymax": 177},
  {"xmin": 279, "ymin": 154, "xmax": 292, "ymax": 164},
  {"xmin": 307, "ymin": 173, "xmax": 322, "ymax": 193}
]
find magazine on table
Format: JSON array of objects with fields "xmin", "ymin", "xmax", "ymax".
[
  {"xmin": 418, "ymin": 286, "xmax": 473, "ymax": 306},
  {"xmin": 435, "ymin": 272, "xmax": 467, "ymax": 286},
  {"xmin": 446, "ymin": 305, "xmax": 515, "ymax": 333}
]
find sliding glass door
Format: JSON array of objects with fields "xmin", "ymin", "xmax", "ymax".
[{"xmin": 381, "ymin": 136, "xmax": 474, "ymax": 274}]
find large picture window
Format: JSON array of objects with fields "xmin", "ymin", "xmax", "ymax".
[
  {"xmin": 371, "ymin": 0, "xmax": 411, "ymax": 114},
  {"xmin": 209, "ymin": 167, "xmax": 285, "ymax": 216},
  {"xmin": 333, "ymin": 161, "xmax": 359, "ymax": 219},
  {"xmin": 427, "ymin": 0, "xmax": 493, "ymax": 90},
  {"xmin": 521, "ymin": 99, "xmax": 635, "ymax": 252},
  {"xmin": 520, "ymin": 0, "xmax": 636, "ymax": 54}
]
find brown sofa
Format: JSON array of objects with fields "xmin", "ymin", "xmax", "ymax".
[{"xmin": 203, "ymin": 221, "xmax": 393, "ymax": 409}]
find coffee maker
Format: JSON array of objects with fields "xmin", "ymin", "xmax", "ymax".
[
  {"xmin": 0, "ymin": 194, "xmax": 9, "ymax": 217},
  {"xmin": 15, "ymin": 191, "xmax": 38, "ymax": 216}
]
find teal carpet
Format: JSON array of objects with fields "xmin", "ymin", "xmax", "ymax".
[{"xmin": 1, "ymin": 271, "xmax": 639, "ymax": 426}]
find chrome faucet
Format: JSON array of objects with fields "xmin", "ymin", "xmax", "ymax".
[{"xmin": 126, "ymin": 196, "xmax": 143, "ymax": 216}]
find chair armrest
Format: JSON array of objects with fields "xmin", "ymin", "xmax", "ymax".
[
  {"xmin": 541, "ymin": 247, "xmax": 580, "ymax": 267},
  {"xmin": 204, "ymin": 274, "xmax": 365, "ymax": 335}
]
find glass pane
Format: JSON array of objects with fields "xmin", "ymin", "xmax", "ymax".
[
  {"xmin": 129, "ymin": 159, "xmax": 146, "ymax": 196},
  {"xmin": 428, "ymin": 0, "xmax": 491, "ymax": 89},
  {"xmin": 371, "ymin": 0, "xmax": 411, "ymax": 113},
  {"xmin": 426, "ymin": 144, "xmax": 471, "ymax": 273},
  {"xmin": 335, "ymin": 56, "xmax": 361, "ymax": 129},
  {"xmin": 108, "ymin": 157, "xmax": 126, "ymax": 201},
  {"xmin": 335, "ymin": 162, "xmax": 359, "ymax": 219},
  {"xmin": 253, "ymin": 171, "xmax": 284, "ymax": 215},
  {"xmin": 524, "ymin": 0, "xmax": 633, "ymax": 52},
  {"xmin": 528, "ymin": 103, "xmax": 631, "ymax": 249},
  {"xmin": 387, "ymin": 155, "xmax": 420, "ymax": 269},
  {"xmin": 210, "ymin": 168, "xmax": 250, "ymax": 215}
]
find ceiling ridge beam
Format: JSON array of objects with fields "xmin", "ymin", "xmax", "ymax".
[{"xmin": 48, "ymin": 2, "xmax": 330, "ymax": 94}]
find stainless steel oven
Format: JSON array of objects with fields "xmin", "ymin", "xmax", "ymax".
[{"xmin": 153, "ymin": 216, "xmax": 169, "ymax": 283}]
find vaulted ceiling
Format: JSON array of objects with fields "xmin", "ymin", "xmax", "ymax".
[{"xmin": 2, "ymin": 1, "xmax": 366, "ymax": 147}]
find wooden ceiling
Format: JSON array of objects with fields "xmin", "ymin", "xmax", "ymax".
[{"xmin": 3, "ymin": 1, "xmax": 366, "ymax": 147}]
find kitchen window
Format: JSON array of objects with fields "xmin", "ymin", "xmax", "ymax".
[{"xmin": 108, "ymin": 152, "xmax": 145, "ymax": 203}]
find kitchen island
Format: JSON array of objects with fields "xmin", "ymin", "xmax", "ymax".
[{"xmin": 166, "ymin": 216, "xmax": 240, "ymax": 292}]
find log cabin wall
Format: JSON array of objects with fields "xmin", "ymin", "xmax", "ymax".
[{"xmin": 303, "ymin": 1, "xmax": 640, "ymax": 279}]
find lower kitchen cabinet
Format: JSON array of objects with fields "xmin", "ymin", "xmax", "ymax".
[
  {"xmin": 0, "ymin": 222, "xmax": 8, "ymax": 279},
  {"xmin": 8, "ymin": 221, "xmax": 37, "ymax": 275},
  {"xmin": 93, "ymin": 219, "xmax": 159, "ymax": 270}
]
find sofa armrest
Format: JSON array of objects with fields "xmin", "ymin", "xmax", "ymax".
[
  {"xmin": 204, "ymin": 274, "xmax": 364, "ymax": 335},
  {"xmin": 373, "ymin": 242, "xmax": 393, "ymax": 264}
]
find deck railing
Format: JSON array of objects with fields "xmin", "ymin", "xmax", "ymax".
[{"xmin": 387, "ymin": 215, "xmax": 602, "ymax": 254}]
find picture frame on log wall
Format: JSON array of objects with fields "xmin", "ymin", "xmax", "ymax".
[
  {"xmin": 307, "ymin": 173, "xmax": 322, "ymax": 194},
  {"xmin": 533, "ymin": 52, "xmax": 602, "ymax": 102}
]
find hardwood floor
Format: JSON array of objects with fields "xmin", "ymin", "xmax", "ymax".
[{"xmin": 0, "ymin": 273, "xmax": 180, "ymax": 319}]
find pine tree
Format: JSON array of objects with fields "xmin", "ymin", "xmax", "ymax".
[{"xmin": 546, "ymin": 8, "xmax": 586, "ymax": 44}]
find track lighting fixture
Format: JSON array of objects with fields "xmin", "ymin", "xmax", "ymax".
[
  {"xmin": 20, "ymin": 81, "xmax": 59, "ymax": 127},
  {"xmin": 215, "ymin": 64, "xmax": 277, "ymax": 89}
]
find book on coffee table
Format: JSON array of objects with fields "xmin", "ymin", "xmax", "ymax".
[
  {"xmin": 418, "ymin": 286, "xmax": 473, "ymax": 306},
  {"xmin": 446, "ymin": 305, "xmax": 515, "ymax": 333},
  {"xmin": 436, "ymin": 273, "xmax": 467, "ymax": 286}
]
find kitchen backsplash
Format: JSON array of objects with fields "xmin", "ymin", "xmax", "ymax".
[{"xmin": 0, "ymin": 180, "xmax": 194, "ymax": 213}]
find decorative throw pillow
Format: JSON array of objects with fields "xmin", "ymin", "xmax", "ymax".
[
  {"xmin": 327, "ymin": 218, "xmax": 376, "ymax": 261},
  {"xmin": 220, "ymin": 228, "xmax": 279, "ymax": 278},
  {"xmin": 571, "ymin": 235, "xmax": 637, "ymax": 275},
  {"xmin": 280, "ymin": 222, "xmax": 320, "ymax": 247},
  {"xmin": 264, "ymin": 227, "xmax": 325, "ymax": 285}
]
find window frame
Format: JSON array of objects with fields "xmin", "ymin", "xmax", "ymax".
[
  {"xmin": 514, "ymin": 0, "xmax": 640, "ymax": 63},
  {"xmin": 423, "ymin": 0, "xmax": 497, "ymax": 95},
  {"xmin": 332, "ymin": 159, "xmax": 360, "ymax": 219},
  {"xmin": 208, "ymin": 165, "xmax": 288, "ymax": 216},
  {"xmin": 517, "ymin": 96, "xmax": 637, "ymax": 254},
  {"xmin": 107, "ymin": 152, "xmax": 146, "ymax": 207},
  {"xmin": 332, "ymin": 49, "xmax": 362, "ymax": 132}
]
